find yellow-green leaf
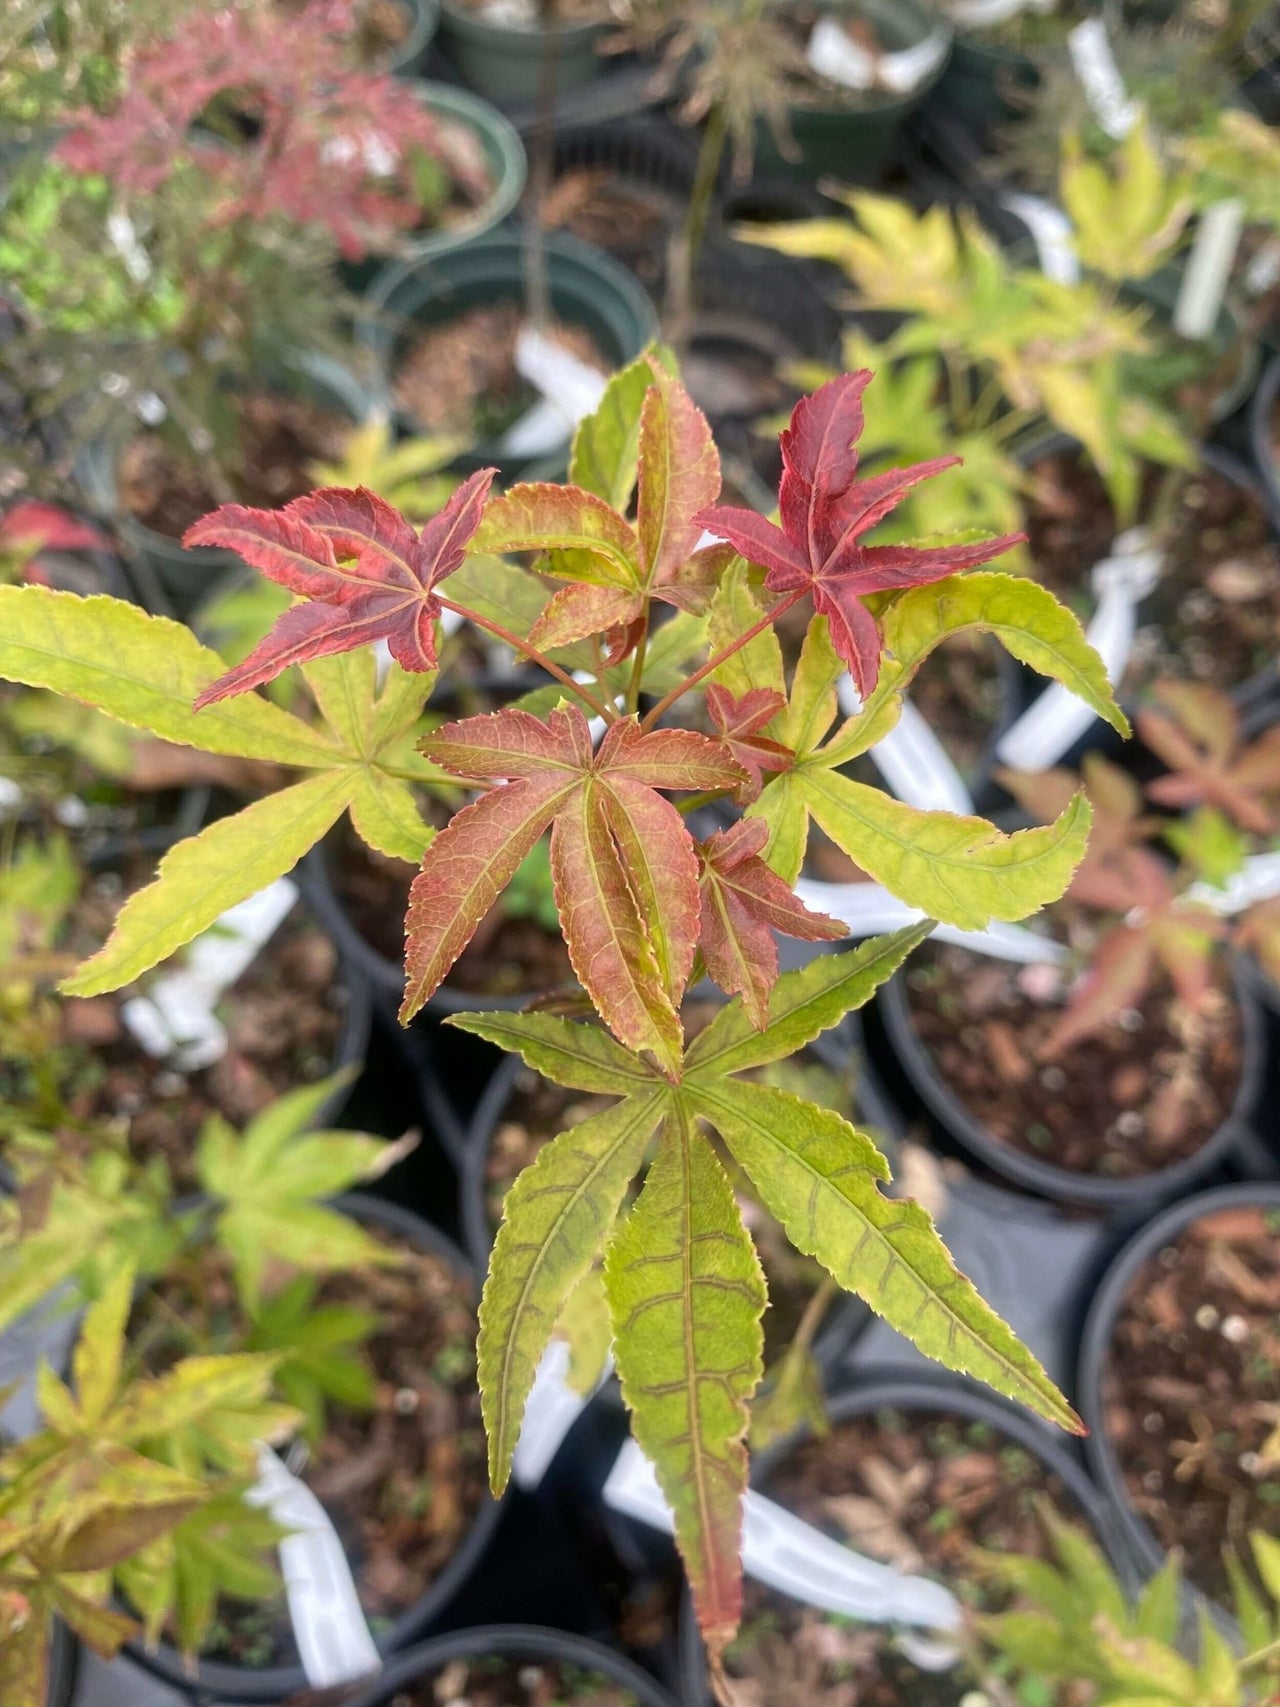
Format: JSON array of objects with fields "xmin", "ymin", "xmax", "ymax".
[
  {"xmin": 448, "ymin": 1010, "xmax": 660, "ymax": 1095},
  {"xmin": 479, "ymin": 1092, "xmax": 666, "ymax": 1494},
  {"xmin": 693, "ymin": 1080, "xmax": 1080, "ymax": 1433},
  {"xmin": 60, "ymin": 769, "xmax": 358, "ymax": 995},
  {"xmin": 348, "ymin": 768, "xmax": 435, "ymax": 863},
  {"xmin": 796, "ymin": 770, "xmax": 1090, "ymax": 928},
  {"xmin": 605, "ymin": 1108, "xmax": 765, "ymax": 1673},
  {"xmin": 708, "ymin": 559, "xmax": 785, "ymax": 707},
  {"xmin": 686, "ymin": 924, "xmax": 932, "ymax": 1079},
  {"xmin": 826, "ymin": 573, "xmax": 1128, "ymax": 766},
  {"xmin": 0, "ymin": 586, "xmax": 343, "ymax": 767}
]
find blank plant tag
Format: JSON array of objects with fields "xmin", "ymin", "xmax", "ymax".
[
  {"xmin": 121, "ymin": 876, "xmax": 298, "ymax": 1070},
  {"xmin": 1067, "ymin": 18, "xmax": 1139, "ymax": 139},
  {"xmin": 1001, "ymin": 190, "xmax": 1080, "ymax": 285},
  {"xmin": 1174, "ymin": 199, "xmax": 1246, "ymax": 340},
  {"xmin": 248, "ymin": 1446, "xmax": 381, "ymax": 1689},
  {"xmin": 995, "ymin": 529, "xmax": 1163, "ymax": 772}
]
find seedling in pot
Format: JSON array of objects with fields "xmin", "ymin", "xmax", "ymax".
[
  {"xmin": 3, "ymin": 0, "xmax": 489, "ymax": 512},
  {"xmin": 0, "ymin": 1267, "xmax": 295, "ymax": 1706},
  {"xmin": 0, "ymin": 353, "xmax": 1132, "ymax": 1696},
  {"xmin": 978, "ymin": 1504, "xmax": 1280, "ymax": 1705}
]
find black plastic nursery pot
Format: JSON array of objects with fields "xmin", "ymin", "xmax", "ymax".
[
  {"xmin": 45, "ymin": 1622, "xmax": 77, "ymax": 1707},
  {"xmin": 336, "ymin": 1624, "xmax": 678, "ymax": 1707},
  {"xmin": 676, "ymin": 1372, "xmax": 1133, "ymax": 1705},
  {"xmin": 756, "ymin": 0, "xmax": 951, "ymax": 183},
  {"xmin": 873, "ymin": 949, "xmax": 1266, "ymax": 1215},
  {"xmin": 72, "ymin": 829, "xmax": 372, "ymax": 1182},
  {"xmin": 361, "ymin": 228, "xmax": 659, "ymax": 480},
  {"xmin": 1077, "ymin": 1182, "xmax": 1280, "ymax": 1611},
  {"xmin": 929, "ymin": 26, "xmax": 1038, "ymax": 133},
  {"xmin": 1009, "ymin": 432, "xmax": 1280, "ymax": 744},
  {"xmin": 1248, "ymin": 352, "xmax": 1280, "ymax": 530},
  {"xmin": 438, "ymin": 0, "xmax": 611, "ymax": 110},
  {"xmin": 126, "ymin": 1191, "xmax": 503, "ymax": 1703},
  {"xmin": 546, "ymin": 116, "xmax": 700, "ymax": 296},
  {"xmin": 75, "ymin": 352, "xmax": 382, "ymax": 618}
]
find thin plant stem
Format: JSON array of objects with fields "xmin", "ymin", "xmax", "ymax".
[
  {"xmin": 624, "ymin": 621, "xmax": 649, "ymax": 716},
  {"xmin": 666, "ymin": 102, "xmax": 727, "ymax": 350},
  {"xmin": 640, "ymin": 587, "xmax": 806, "ymax": 731},
  {"xmin": 438, "ymin": 597, "xmax": 617, "ymax": 722},
  {"xmin": 525, "ymin": 0, "xmax": 560, "ymax": 330}
]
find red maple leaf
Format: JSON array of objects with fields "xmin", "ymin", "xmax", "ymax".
[
  {"xmin": 1138, "ymin": 681, "xmax": 1280, "ymax": 838},
  {"xmin": 697, "ymin": 820, "xmax": 846, "ymax": 1028},
  {"xmin": 1, "ymin": 503, "xmax": 109, "ymax": 558},
  {"xmin": 693, "ymin": 371, "xmax": 1024, "ymax": 698},
  {"xmin": 704, "ymin": 685, "xmax": 792, "ymax": 802},
  {"xmin": 188, "ymin": 473, "xmax": 496, "ymax": 708},
  {"xmin": 402, "ymin": 706, "xmax": 746, "ymax": 1059}
]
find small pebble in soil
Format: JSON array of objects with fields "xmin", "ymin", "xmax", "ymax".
[
  {"xmin": 1143, "ymin": 1413, "xmax": 1163, "ymax": 1434},
  {"xmin": 1039, "ymin": 1066, "xmax": 1067, "ymax": 1093},
  {"xmin": 1116, "ymin": 1111, "xmax": 1144, "ymax": 1138},
  {"xmin": 1195, "ymin": 1303, "xmax": 1220, "ymax": 1330},
  {"xmin": 1117, "ymin": 1008, "xmax": 1144, "ymax": 1032},
  {"xmin": 1221, "ymin": 1314, "xmax": 1250, "ymax": 1343}
]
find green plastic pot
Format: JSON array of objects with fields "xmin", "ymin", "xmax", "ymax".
[
  {"xmin": 371, "ymin": 0, "xmax": 441, "ymax": 73},
  {"xmin": 361, "ymin": 228, "xmax": 658, "ymax": 479},
  {"xmin": 437, "ymin": 0, "xmax": 608, "ymax": 109},
  {"xmin": 340, "ymin": 81, "xmax": 527, "ymax": 291},
  {"xmin": 757, "ymin": 0, "xmax": 952, "ymax": 182},
  {"xmin": 931, "ymin": 28, "xmax": 1038, "ymax": 130},
  {"xmin": 76, "ymin": 352, "xmax": 381, "ymax": 616}
]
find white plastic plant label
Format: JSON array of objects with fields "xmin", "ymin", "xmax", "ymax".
[
  {"xmin": 837, "ymin": 677, "xmax": 974, "ymax": 814},
  {"xmin": 948, "ymin": 0, "xmax": 1055, "ymax": 24},
  {"xmin": 603, "ymin": 1438, "xmax": 962, "ymax": 1650},
  {"xmin": 1000, "ymin": 190, "xmax": 1080, "ymax": 286},
  {"xmin": 995, "ymin": 528, "xmax": 1164, "ymax": 773},
  {"xmin": 106, "ymin": 208, "xmax": 151, "ymax": 283},
  {"xmin": 121, "ymin": 877, "xmax": 298, "ymax": 1071},
  {"xmin": 511, "ymin": 1340, "xmax": 600, "ymax": 1490},
  {"xmin": 1187, "ymin": 853, "xmax": 1280, "ymax": 916},
  {"xmin": 806, "ymin": 16, "xmax": 950, "ymax": 94},
  {"xmin": 501, "ymin": 328, "xmax": 609, "ymax": 457},
  {"xmin": 1245, "ymin": 238, "xmax": 1280, "ymax": 299},
  {"xmin": 1174, "ymin": 198, "xmax": 1245, "ymax": 341},
  {"xmin": 248, "ymin": 1447, "xmax": 381, "ymax": 1688},
  {"xmin": 790, "ymin": 876, "xmax": 1066, "ymax": 964},
  {"xmin": 1067, "ymin": 18, "xmax": 1139, "ymax": 139}
]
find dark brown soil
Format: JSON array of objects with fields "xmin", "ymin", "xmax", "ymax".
[
  {"xmin": 483, "ymin": 1054, "xmax": 862, "ymax": 1363},
  {"xmin": 131, "ymin": 1225, "xmax": 487, "ymax": 1670},
  {"xmin": 1026, "ymin": 449, "xmax": 1280, "ymax": 696},
  {"xmin": 331, "ymin": 824, "xmax": 574, "ymax": 997},
  {"xmin": 381, "ymin": 1653, "xmax": 639, "ymax": 1704},
  {"xmin": 119, "ymin": 393, "xmax": 353, "ymax": 541},
  {"xmin": 394, "ymin": 305, "xmax": 607, "ymax": 440},
  {"xmin": 1101, "ymin": 1202, "xmax": 1280, "ymax": 1606},
  {"xmin": 725, "ymin": 1406, "xmax": 1078, "ymax": 1707},
  {"xmin": 60, "ymin": 873, "xmax": 346, "ymax": 1190},
  {"xmin": 276, "ymin": 0, "xmax": 411, "ymax": 59},
  {"xmin": 539, "ymin": 169, "xmax": 673, "ymax": 264},
  {"xmin": 903, "ymin": 917, "xmax": 1243, "ymax": 1179}
]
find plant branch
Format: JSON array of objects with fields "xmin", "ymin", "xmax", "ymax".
[
  {"xmin": 438, "ymin": 598, "xmax": 618, "ymax": 722},
  {"xmin": 640, "ymin": 588, "xmax": 806, "ymax": 731}
]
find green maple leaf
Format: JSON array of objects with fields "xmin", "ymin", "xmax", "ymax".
[
  {"xmin": 711, "ymin": 577, "xmax": 1122, "ymax": 897},
  {"xmin": 0, "ymin": 590, "xmax": 449, "ymax": 992},
  {"xmin": 450, "ymin": 926, "xmax": 1079, "ymax": 1678}
]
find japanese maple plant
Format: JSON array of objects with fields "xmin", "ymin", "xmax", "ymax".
[{"xmin": 0, "ymin": 354, "xmax": 1129, "ymax": 1697}]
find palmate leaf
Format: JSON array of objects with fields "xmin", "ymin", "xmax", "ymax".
[
  {"xmin": 401, "ymin": 707, "xmax": 745, "ymax": 1058},
  {"xmin": 695, "ymin": 373, "xmax": 1025, "ymax": 698},
  {"xmin": 451, "ymin": 923, "xmax": 1076, "ymax": 1676},
  {"xmin": 187, "ymin": 472, "xmax": 497, "ymax": 706},
  {"xmin": 477, "ymin": 1093, "xmax": 666, "ymax": 1491},
  {"xmin": 0, "ymin": 584, "xmax": 441, "ymax": 990},
  {"xmin": 686, "ymin": 1080, "xmax": 1079, "ymax": 1431},
  {"xmin": 605, "ymin": 1106, "xmax": 765, "ymax": 1681}
]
